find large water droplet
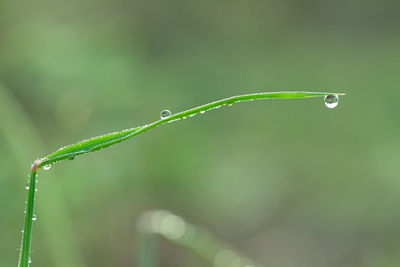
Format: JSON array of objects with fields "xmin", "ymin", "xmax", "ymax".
[
  {"xmin": 324, "ymin": 95, "xmax": 339, "ymax": 108},
  {"xmin": 25, "ymin": 183, "xmax": 30, "ymax": 190},
  {"xmin": 32, "ymin": 215, "xmax": 37, "ymax": 221},
  {"xmin": 160, "ymin": 110, "xmax": 172, "ymax": 119},
  {"xmin": 42, "ymin": 164, "xmax": 52, "ymax": 171}
]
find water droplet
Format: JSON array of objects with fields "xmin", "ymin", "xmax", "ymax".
[
  {"xmin": 32, "ymin": 215, "xmax": 37, "ymax": 221},
  {"xmin": 227, "ymin": 103, "xmax": 233, "ymax": 107},
  {"xmin": 28, "ymin": 258, "xmax": 32, "ymax": 264},
  {"xmin": 25, "ymin": 183, "xmax": 29, "ymax": 190},
  {"xmin": 324, "ymin": 94, "xmax": 339, "ymax": 109},
  {"xmin": 68, "ymin": 155, "xmax": 75, "ymax": 160},
  {"xmin": 42, "ymin": 164, "xmax": 51, "ymax": 171},
  {"xmin": 200, "ymin": 110, "xmax": 205, "ymax": 114},
  {"xmin": 160, "ymin": 110, "xmax": 172, "ymax": 119}
]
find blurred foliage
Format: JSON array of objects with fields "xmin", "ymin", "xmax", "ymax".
[
  {"xmin": 1, "ymin": 0, "xmax": 400, "ymax": 266},
  {"xmin": 137, "ymin": 210, "xmax": 258, "ymax": 267}
]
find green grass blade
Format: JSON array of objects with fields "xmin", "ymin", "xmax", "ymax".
[
  {"xmin": 38, "ymin": 91, "xmax": 344, "ymax": 168},
  {"xmin": 17, "ymin": 90, "xmax": 344, "ymax": 266}
]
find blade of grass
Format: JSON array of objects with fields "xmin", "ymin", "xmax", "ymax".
[
  {"xmin": 38, "ymin": 91, "xmax": 344, "ymax": 168},
  {"xmin": 18, "ymin": 90, "xmax": 344, "ymax": 266}
]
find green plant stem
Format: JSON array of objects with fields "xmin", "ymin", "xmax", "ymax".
[{"xmin": 19, "ymin": 168, "xmax": 38, "ymax": 267}]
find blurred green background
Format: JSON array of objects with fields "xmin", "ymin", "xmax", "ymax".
[{"xmin": 1, "ymin": 0, "xmax": 399, "ymax": 266}]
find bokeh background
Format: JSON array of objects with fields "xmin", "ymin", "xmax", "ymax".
[{"xmin": 1, "ymin": 0, "xmax": 399, "ymax": 266}]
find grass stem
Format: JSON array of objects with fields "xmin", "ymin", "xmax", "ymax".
[{"xmin": 18, "ymin": 168, "xmax": 38, "ymax": 267}]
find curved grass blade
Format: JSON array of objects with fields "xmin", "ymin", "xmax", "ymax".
[
  {"xmin": 20, "ymin": 90, "xmax": 344, "ymax": 267},
  {"xmin": 37, "ymin": 91, "xmax": 344, "ymax": 168}
]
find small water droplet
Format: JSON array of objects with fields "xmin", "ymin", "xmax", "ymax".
[
  {"xmin": 227, "ymin": 103, "xmax": 233, "ymax": 107},
  {"xmin": 25, "ymin": 183, "xmax": 29, "ymax": 190},
  {"xmin": 324, "ymin": 94, "xmax": 339, "ymax": 109},
  {"xmin": 32, "ymin": 215, "xmax": 37, "ymax": 221},
  {"xmin": 200, "ymin": 110, "xmax": 205, "ymax": 114},
  {"xmin": 160, "ymin": 110, "xmax": 172, "ymax": 119},
  {"xmin": 21, "ymin": 230, "xmax": 24, "ymax": 233},
  {"xmin": 28, "ymin": 258, "xmax": 32, "ymax": 264},
  {"xmin": 68, "ymin": 155, "xmax": 75, "ymax": 160},
  {"xmin": 42, "ymin": 164, "xmax": 52, "ymax": 171}
]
